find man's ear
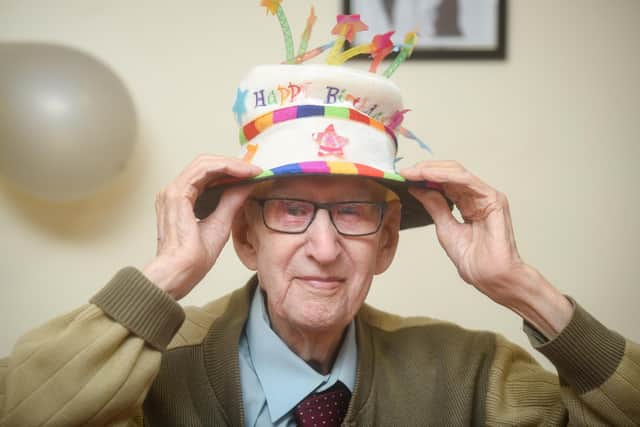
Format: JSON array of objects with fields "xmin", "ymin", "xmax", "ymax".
[
  {"xmin": 374, "ymin": 200, "xmax": 401, "ymax": 274},
  {"xmin": 231, "ymin": 206, "xmax": 258, "ymax": 271}
]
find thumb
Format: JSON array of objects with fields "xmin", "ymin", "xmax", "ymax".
[
  {"xmin": 409, "ymin": 187, "xmax": 464, "ymax": 266},
  {"xmin": 199, "ymin": 184, "xmax": 255, "ymax": 246},
  {"xmin": 409, "ymin": 187, "xmax": 458, "ymax": 228}
]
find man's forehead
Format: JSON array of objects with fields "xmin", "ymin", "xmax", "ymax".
[{"xmin": 252, "ymin": 176, "xmax": 391, "ymax": 200}]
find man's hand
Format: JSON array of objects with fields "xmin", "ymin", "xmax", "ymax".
[
  {"xmin": 143, "ymin": 155, "xmax": 261, "ymax": 300},
  {"xmin": 401, "ymin": 161, "xmax": 573, "ymax": 337}
]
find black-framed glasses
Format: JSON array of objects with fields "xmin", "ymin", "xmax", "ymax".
[{"xmin": 252, "ymin": 198, "xmax": 387, "ymax": 237}]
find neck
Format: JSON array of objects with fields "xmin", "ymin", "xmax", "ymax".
[{"xmin": 268, "ymin": 309, "xmax": 348, "ymax": 374}]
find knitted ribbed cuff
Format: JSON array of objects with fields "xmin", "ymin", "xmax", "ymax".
[
  {"xmin": 530, "ymin": 301, "xmax": 626, "ymax": 394},
  {"xmin": 90, "ymin": 267, "xmax": 185, "ymax": 351}
]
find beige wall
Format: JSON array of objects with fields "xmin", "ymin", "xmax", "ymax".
[{"xmin": 1, "ymin": 1, "xmax": 639, "ymax": 370}]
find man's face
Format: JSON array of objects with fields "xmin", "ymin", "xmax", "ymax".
[{"xmin": 233, "ymin": 176, "xmax": 400, "ymax": 334}]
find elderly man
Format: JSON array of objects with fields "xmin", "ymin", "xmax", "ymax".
[{"xmin": 1, "ymin": 60, "xmax": 639, "ymax": 427}]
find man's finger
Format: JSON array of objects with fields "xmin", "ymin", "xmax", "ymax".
[
  {"xmin": 400, "ymin": 162, "xmax": 491, "ymax": 194},
  {"xmin": 188, "ymin": 160, "xmax": 261, "ymax": 196},
  {"xmin": 187, "ymin": 168, "xmax": 260, "ymax": 205},
  {"xmin": 172, "ymin": 156, "xmax": 261, "ymax": 203}
]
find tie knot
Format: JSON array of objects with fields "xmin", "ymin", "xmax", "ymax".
[{"xmin": 294, "ymin": 381, "xmax": 351, "ymax": 427}]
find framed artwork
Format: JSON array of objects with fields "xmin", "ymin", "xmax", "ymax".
[{"xmin": 343, "ymin": 0, "xmax": 507, "ymax": 59}]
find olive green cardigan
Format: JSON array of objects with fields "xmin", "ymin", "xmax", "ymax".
[{"xmin": 1, "ymin": 267, "xmax": 639, "ymax": 426}]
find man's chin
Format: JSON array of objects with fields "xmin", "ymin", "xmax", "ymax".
[{"xmin": 290, "ymin": 305, "xmax": 349, "ymax": 333}]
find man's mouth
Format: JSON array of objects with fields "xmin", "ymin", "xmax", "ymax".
[{"xmin": 295, "ymin": 276, "xmax": 345, "ymax": 291}]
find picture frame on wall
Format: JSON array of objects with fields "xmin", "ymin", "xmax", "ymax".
[{"xmin": 343, "ymin": 0, "xmax": 507, "ymax": 59}]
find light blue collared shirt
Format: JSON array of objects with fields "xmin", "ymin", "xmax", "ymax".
[{"xmin": 238, "ymin": 288, "xmax": 357, "ymax": 427}]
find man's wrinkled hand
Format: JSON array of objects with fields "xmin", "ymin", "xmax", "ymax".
[
  {"xmin": 401, "ymin": 161, "xmax": 573, "ymax": 336},
  {"xmin": 143, "ymin": 155, "xmax": 261, "ymax": 300},
  {"xmin": 401, "ymin": 161, "xmax": 525, "ymax": 305}
]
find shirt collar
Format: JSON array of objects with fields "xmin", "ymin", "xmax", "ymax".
[{"xmin": 246, "ymin": 288, "xmax": 357, "ymax": 424}]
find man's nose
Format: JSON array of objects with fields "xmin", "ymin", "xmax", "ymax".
[{"xmin": 304, "ymin": 208, "xmax": 342, "ymax": 263}]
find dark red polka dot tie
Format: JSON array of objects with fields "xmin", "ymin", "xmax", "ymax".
[{"xmin": 294, "ymin": 381, "xmax": 351, "ymax": 427}]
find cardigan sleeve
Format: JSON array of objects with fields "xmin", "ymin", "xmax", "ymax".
[
  {"xmin": 0, "ymin": 267, "xmax": 184, "ymax": 427},
  {"xmin": 485, "ymin": 303, "xmax": 640, "ymax": 426}
]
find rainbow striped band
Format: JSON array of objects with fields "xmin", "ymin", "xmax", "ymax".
[
  {"xmin": 254, "ymin": 160, "xmax": 405, "ymax": 181},
  {"xmin": 213, "ymin": 160, "xmax": 406, "ymax": 187},
  {"xmin": 239, "ymin": 104, "xmax": 398, "ymax": 147}
]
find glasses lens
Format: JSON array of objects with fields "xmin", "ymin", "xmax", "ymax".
[
  {"xmin": 263, "ymin": 199, "xmax": 314, "ymax": 232},
  {"xmin": 332, "ymin": 202, "xmax": 383, "ymax": 236}
]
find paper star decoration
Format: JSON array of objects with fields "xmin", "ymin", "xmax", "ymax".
[
  {"xmin": 232, "ymin": 88, "xmax": 249, "ymax": 125},
  {"xmin": 260, "ymin": 0, "xmax": 282, "ymax": 16}
]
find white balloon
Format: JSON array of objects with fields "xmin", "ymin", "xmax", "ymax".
[{"xmin": 0, "ymin": 43, "xmax": 137, "ymax": 201}]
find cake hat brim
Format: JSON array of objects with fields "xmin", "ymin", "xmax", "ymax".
[{"xmin": 193, "ymin": 162, "xmax": 451, "ymax": 230}]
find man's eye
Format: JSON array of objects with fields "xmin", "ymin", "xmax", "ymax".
[
  {"xmin": 336, "ymin": 204, "xmax": 363, "ymax": 216},
  {"xmin": 283, "ymin": 202, "xmax": 311, "ymax": 216}
]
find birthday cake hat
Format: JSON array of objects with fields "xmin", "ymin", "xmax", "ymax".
[{"xmin": 194, "ymin": 1, "xmax": 445, "ymax": 229}]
